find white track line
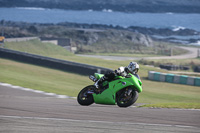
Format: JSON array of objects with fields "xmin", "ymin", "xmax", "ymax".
[
  {"xmin": 0, "ymin": 82, "xmax": 76, "ymax": 99},
  {"xmin": 0, "ymin": 115, "xmax": 197, "ymax": 129}
]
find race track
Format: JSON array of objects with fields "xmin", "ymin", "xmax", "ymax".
[
  {"xmin": 77, "ymin": 47, "xmax": 198, "ymax": 61},
  {"xmin": 0, "ymin": 84, "xmax": 200, "ymax": 133}
]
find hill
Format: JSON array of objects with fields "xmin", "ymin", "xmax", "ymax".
[
  {"xmin": 3, "ymin": 21, "xmax": 189, "ymax": 56},
  {"xmin": 1, "ymin": 0, "xmax": 200, "ymax": 13}
]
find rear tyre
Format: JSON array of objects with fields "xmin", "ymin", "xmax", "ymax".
[
  {"xmin": 117, "ymin": 88, "xmax": 138, "ymax": 108},
  {"xmin": 77, "ymin": 85, "xmax": 94, "ymax": 106}
]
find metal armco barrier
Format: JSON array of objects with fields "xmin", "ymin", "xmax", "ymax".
[
  {"xmin": 148, "ymin": 71, "xmax": 200, "ymax": 86},
  {"xmin": 0, "ymin": 48, "xmax": 112, "ymax": 75}
]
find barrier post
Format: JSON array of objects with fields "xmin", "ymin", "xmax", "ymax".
[
  {"xmin": 187, "ymin": 77, "xmax": 195, "ymax": 86},
  {"xmin": 154, "ymin": 72, "xmax": 160, "ymax": 81},
  {"xmin": 194, "ymin": 77, "xmax": 200, "ymax": 86},
  {"xmin": 148, "ymin": 71, "xmax": 155, "ymax": 80},
  {"xmin": 180, "ymin": 75, "xmax": 188, "ymax": 85},
  {"xmin": 173, "ymin": 75, "xmax": 180, "ymax": 84},
  {"xmin": 198, "ymin": 49, "xmax": 200, "ymax": 58},
  {"xmin": 165, "ymin": 74, "xmax": 174, "ymax": 83},
  {"xmin": 160, "ymin": 73, "xmax": 166, "ymax": 82}
]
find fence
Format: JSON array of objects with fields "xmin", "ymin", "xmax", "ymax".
[
  {"xmin": 148, "ymin": 71, "xmax": 200, "ymax": 86},
  {"xmin": 0, "ymin": 48, "xmax": 112, "ymax": 75},
  {"xmin": 4, "ymin": 37, "xmax": 39, "ymax": 42}
]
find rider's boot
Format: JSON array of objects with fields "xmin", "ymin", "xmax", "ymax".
[
  {"xmin": 94, "ymin": 76, "xmax": 106, "ymax": 94},
  {"xmin": 89, "ymin": 75, "xmax": 98, "ymax": 82}
]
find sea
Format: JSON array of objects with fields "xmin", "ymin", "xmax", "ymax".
[{"xmin": 0, "ymin": 7, "xmax": 200, "ymax": 45}]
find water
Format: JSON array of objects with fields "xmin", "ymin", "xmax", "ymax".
[
  {"xmin": 0, "ymin": 7, "xmax": 200, "ymax": 45},
  {"xmin": 0, "ymin": 7, "xmax": 200, "ymax": 31}
]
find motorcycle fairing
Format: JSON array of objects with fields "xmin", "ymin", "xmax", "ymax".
[{"xmin": 93, "ymin": 73, "xmax": 142, "ymax": 105}]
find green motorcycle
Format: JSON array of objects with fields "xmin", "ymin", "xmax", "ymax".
[{"xmin": 77, "ymin": 73, "xmax": 142, "ymax": 107}]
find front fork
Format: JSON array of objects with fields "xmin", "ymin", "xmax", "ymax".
[{"xmin": 125, "ymin": 87, "xmax": 132, "ymax": 96}]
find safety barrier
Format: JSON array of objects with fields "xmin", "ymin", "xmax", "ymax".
[
  {"xmin": 148, "ymin": 71, "xmax": 200, "ymax": 86},
  {"xmin": 0, "ymin": 48, "xmax": 112, "ymax": 75},
  {"xmin": 159, "ymin": 64, "xmax": 190, "ymax": 71}
]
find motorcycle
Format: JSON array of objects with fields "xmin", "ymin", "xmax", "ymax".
[{"xmin": 77, "ymin": 73, "xmax": 142, "ymax": 107}]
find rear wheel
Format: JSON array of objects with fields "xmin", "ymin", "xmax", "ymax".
[
  {"xmin": 116, "ymin": 87, "xmax": 138, "ymax": 107},
  {"xmin": 77, "ymin": 85, "xmax": 94, "ymax": 106}
]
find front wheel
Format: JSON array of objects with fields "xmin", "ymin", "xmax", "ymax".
[
  {"xmin": 77, "ymin": 85, "xmax": 94, "ymax": 106},
  {"xmin": 117, "ymin": 88, "xmax": 138, "ymax": 108}
]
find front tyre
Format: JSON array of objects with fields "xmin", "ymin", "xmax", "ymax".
[
  {"xmin": 77, "ymin": 85, "xmax": 94, "ymax": 106},
  {"xmin": 117, "ymin": 88, "xmax": 138, "ymax": 108}
]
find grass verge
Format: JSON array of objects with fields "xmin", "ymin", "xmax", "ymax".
[
  {"xmin": 2, "ymin": 39, "xmax": 200, "ymax": 109},
  {"xmin": 1, "ymin": 58, "xmax": 200, "ymax": 109},
  {"xmin": 140, "ymin": 103, "xmax": 200, "ymax": 109},
  {"xmin": 0, "ymin": 58, "xmax": 90, "ymax": 96}
]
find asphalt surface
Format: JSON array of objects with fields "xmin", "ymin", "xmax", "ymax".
[
  {"xmin": 77, "ymin": 47, "xmax": 199, "ymax": 61},
  {"xmin": 0, "ymin": 85, "xmax": 200, "ymax": 133}
]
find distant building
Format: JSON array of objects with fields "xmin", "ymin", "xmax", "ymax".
[{"xmin": 40, "ymin": 37, "xmax": 77, "ymax": 53}]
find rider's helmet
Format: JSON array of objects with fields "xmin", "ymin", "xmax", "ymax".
[{"xmin": 127, "ymin": 62, "xmax": 139, "ymax": 74}]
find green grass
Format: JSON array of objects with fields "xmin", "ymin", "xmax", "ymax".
[
  {"xmin": 78, "ymin": 52, "xmax": 162, "ymax": 57},
  {"xmin": 4, "ymin": 39, "xmax": 73, "ymax": 57},
  {"xmin": 141, "ymin": 103, "xmax": 200, "ymax": 109},
  {"xmin": 2, "ymin": 39, "xmax": 200, "ymax": 109},
  {"xmin": 1, "ymin": 58, "xmax": 200, "ymax": 109},
  {"xmin": 140, "ymin": 58, "xmax": 200, "ymax": 66},
  {"xmin": 0, "ymin": 58, "xmax": 90, "ymax": 96}
]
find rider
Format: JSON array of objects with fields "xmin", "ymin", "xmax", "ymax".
[{"xmin": 94, "ymin": 62, "xmax": 140, "ymax": 90}]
